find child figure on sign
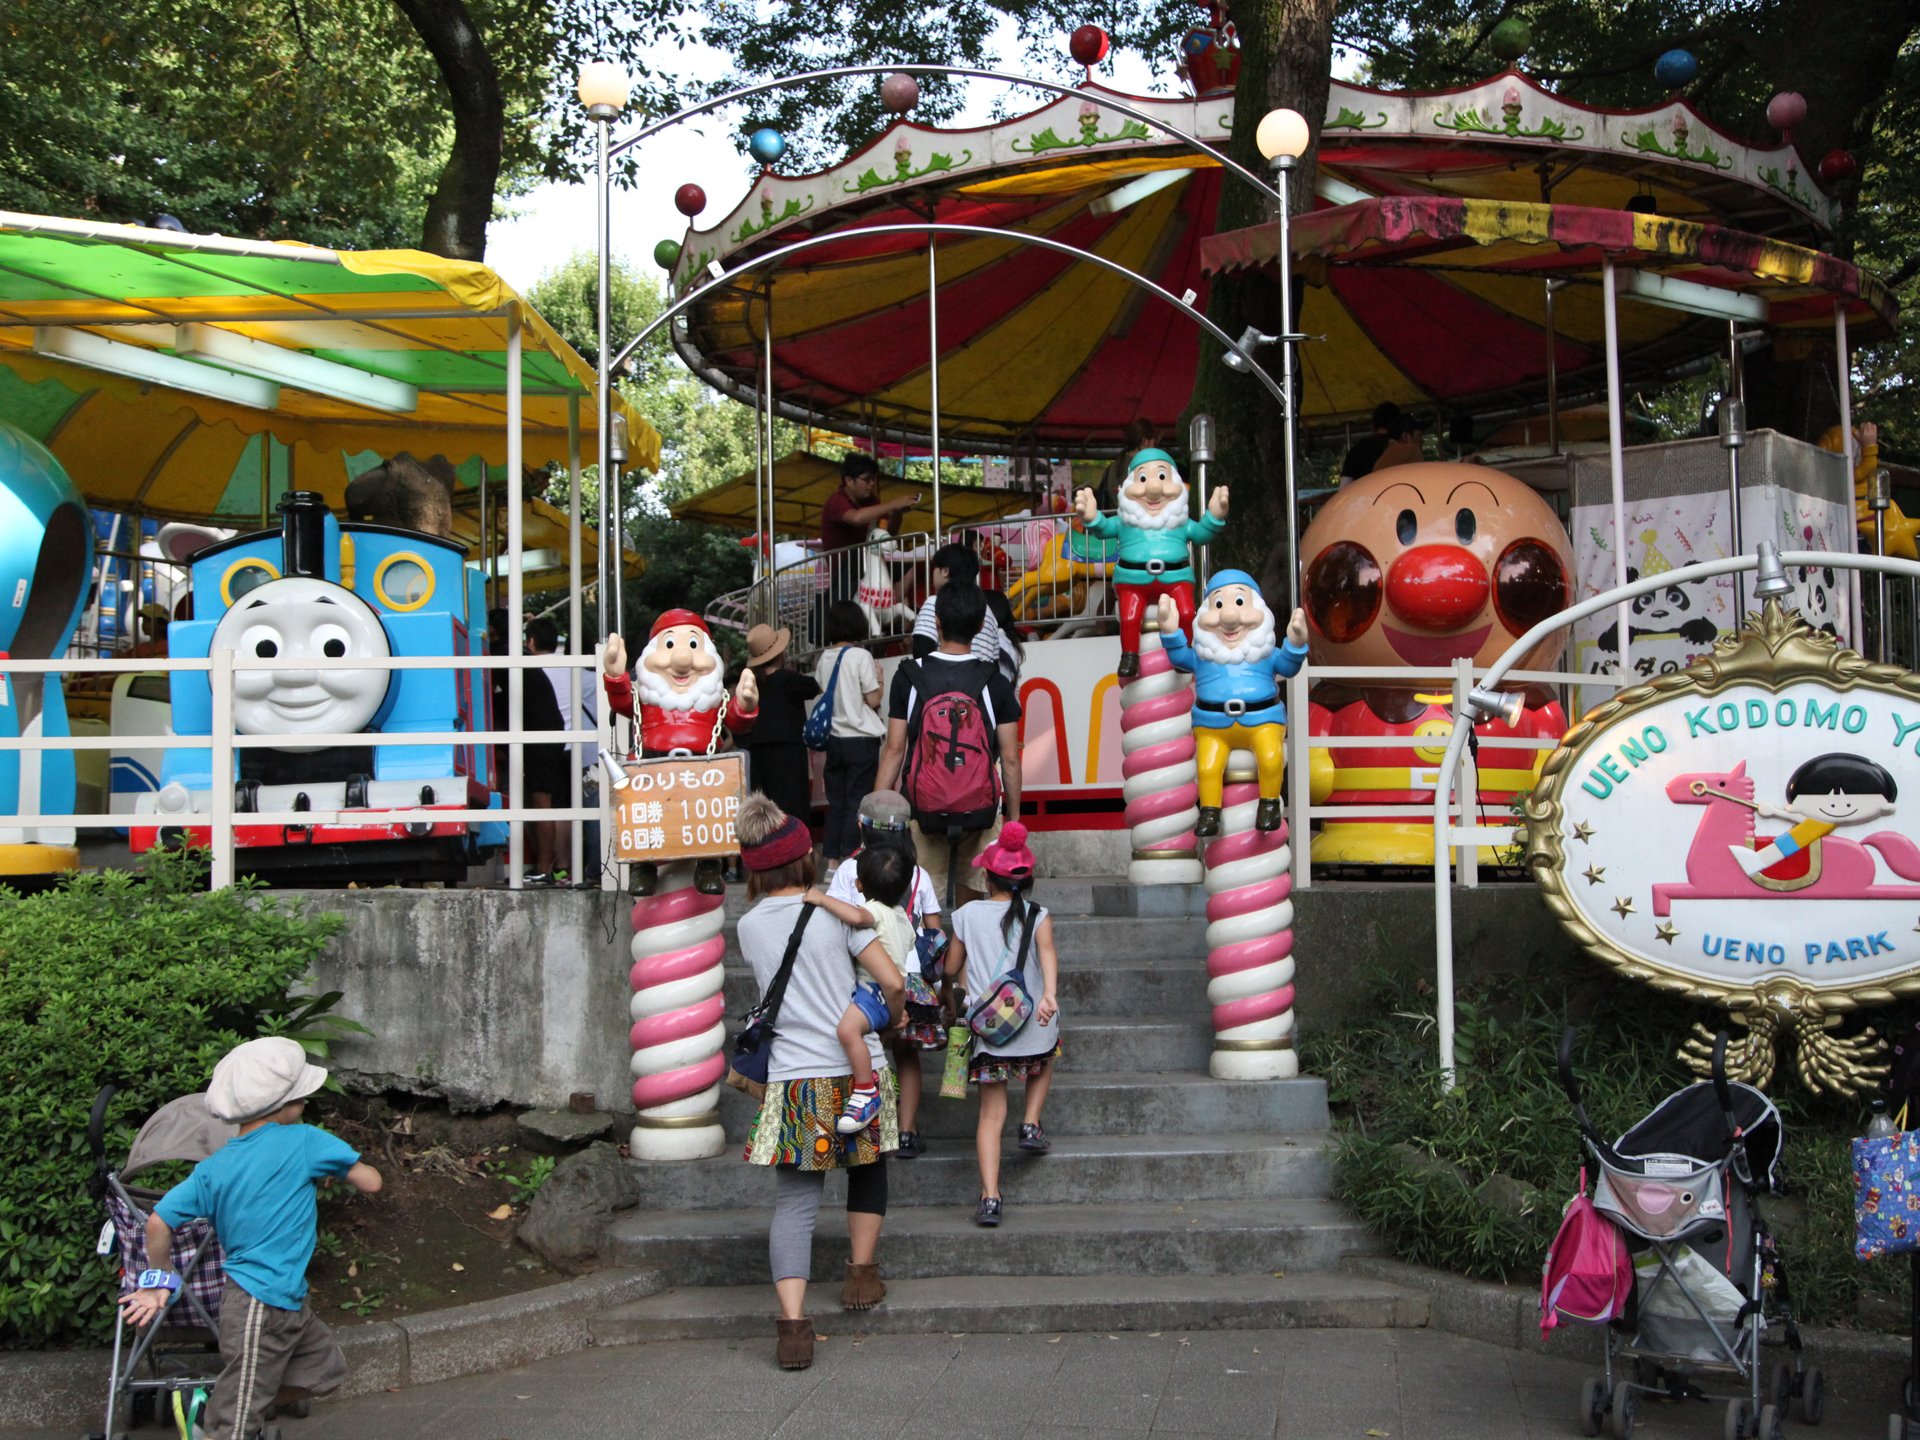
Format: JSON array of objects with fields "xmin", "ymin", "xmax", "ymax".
[
  {"xmin": 1073, "ymin": 449, "xmax": 1227, "ymax": 679},
  {"xmin": 1731, "ymin": 752, "xmax": 1898, "ymax": 880},
  {"xmin": 603, "ymin": 609, "xmax": 759, "ymax": 895},
  {"xmin": 1157, "ymin": 573, "xmax": 1310, "ymax": 837}
]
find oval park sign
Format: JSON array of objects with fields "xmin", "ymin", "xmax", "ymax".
[{"xmin": 1527, "ymin": 602, "xmax": 1920, "ymax": 1095}]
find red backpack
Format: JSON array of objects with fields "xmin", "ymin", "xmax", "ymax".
[
  {"xmin": 901, "ymin": 658, "xmax": 1002, "ymax": 836},
  {"xmin": 1539, "ymin": 1169, "xmax": 1635, "ymax": 1339}
]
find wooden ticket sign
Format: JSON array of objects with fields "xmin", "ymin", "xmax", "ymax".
[{"xmin": 612, "ymin": 752, "xmax": 746, "ymax": 863}]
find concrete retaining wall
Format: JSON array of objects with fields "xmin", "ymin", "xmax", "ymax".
[{"xmin": 303, "ymin": 879, "xmax": 1578, "ymax": 1111}]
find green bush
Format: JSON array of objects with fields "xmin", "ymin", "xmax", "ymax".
[
  {"xmin": 0, "ymin": 849, "xmax": 345, "ymax": 1347},
  {"xmin": 1303, "ymin": 971, "xmax": 1899, "ymax": 1328}
]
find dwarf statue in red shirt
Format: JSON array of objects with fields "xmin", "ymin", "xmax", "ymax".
[{"xmin": 603, "ymin": 608, "xmax": 758, "ymax": 894}]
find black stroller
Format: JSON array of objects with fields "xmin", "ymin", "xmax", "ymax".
[
  {"xmin": 85, "ymin": 1083, "xmax": 235, "ymax": 1440},
  {"xmin": 1558, "ymin": 1030, "xmax": 1823, "ymax": 1440}
]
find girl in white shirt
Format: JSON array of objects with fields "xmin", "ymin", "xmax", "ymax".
[{"xmin": 945, "ymin": 822, "xmax": 1059, "ymax": 1228}]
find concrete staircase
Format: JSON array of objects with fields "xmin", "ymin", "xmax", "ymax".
[{"xmin": 592, "ymin": 880, "xmax": 1422, "ymax": 1342}]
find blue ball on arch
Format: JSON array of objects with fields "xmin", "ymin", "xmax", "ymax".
[
  {"xmin": 1653, "ymin": 48, "xmax": 1698, "ymax": 88},
  {"xmin": 748, "ymin": 128, "xmax": 787, "ymax": 166}
]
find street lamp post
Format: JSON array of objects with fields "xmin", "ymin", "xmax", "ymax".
[
  {"xmin": 1255, "ymin": 107, "xmax": 1310, "ymax": 601},
  {"xmin": 578, "ymin": 59, "xmax": 632, "ymax": 640}
]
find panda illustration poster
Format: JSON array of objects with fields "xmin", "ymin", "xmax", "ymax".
[{"xmin": 1571, "ymin": 489, "xmax": 1854, "ymax": 714}]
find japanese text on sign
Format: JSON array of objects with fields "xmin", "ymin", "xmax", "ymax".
[{"xmin": 613, "ymin": 752, "xmax": 746, "ymax": 862}]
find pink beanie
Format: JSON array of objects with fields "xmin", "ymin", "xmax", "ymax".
[{"xmin": 971, "ymin": 820, "xmax": 1035, "ymax": 881}]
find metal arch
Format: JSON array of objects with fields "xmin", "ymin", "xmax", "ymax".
[
  {"xmin": 611, "ymin": 222, "xmax": 1287, "ymax": 428},
  {"xmin": 609, "ymin": 64, "xmax": 1283, "ymax": 210},
  {"xmin": 1427, "ymin": 547, "xmax": 1920, "ymax": 1088}
]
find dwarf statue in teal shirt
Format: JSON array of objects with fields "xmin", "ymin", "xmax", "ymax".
[
  {"xmin": 1074, "ymin": 448, "xmax": 1228, "ymax": 679},
  {"xmin": 1157, "ymin": 571, "xmax": 1310, "ymax": 836}
]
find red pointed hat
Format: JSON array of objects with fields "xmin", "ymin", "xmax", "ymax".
[{"xmin": 649, "ymin": 609, "xmax": 707, "ymax": 640}]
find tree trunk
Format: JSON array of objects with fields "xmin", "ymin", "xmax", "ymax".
[
  {"xmin": 1687, "ymin": 0, "xmax": 1911, "ymax": 443},
  {"xmin": 393, "ymin": 0, "xmax": 503, "ymax": 261},
  {"xmin": 1186, "ymin": 0, "xmax": 1337, "ymax": 603}
]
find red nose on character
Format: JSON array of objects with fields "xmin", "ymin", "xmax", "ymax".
[{"xmin": 1385, "ymin": 545, "xmax": 1490, "ymax": 631}]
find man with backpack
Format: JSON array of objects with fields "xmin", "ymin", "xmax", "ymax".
[{"xmin": 876, "ymin": 584, "xmax": 1022, "ymax": 908}]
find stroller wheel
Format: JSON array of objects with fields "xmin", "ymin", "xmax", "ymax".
[
  {"xmin": 1725, "ymin": 1398, "xmax": 1752, "ymax": 1440},
  {"xmin": 1579, "ymin": 1376, "xmax": 1606, "ymax": 1437},
  {"xmin": 1797, "ymin": 1367, "xmax": 1825, "ymax": 1425},
  {"xmin": 1756, "ymin": 1402, "xmax": 1784, "ymax": 1440},
  {"xmin": 1610, "ymin": 1380, "xmax": 1638, "ymax": 1440},
  {"xmin": 1769, "ymin": 1360, "xmax": 1795, "ymax": 1412}
]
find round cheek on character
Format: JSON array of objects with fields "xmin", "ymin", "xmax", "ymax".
[{"xmin": 1492, "ymin": 538, "xmax": 1570, "ymax": 637}]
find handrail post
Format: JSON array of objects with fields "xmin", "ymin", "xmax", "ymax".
[
  {"xmin": 1454, "ymin": 657, "xmax": 1479, "ymax": 889},
  {"xmin": 209, "ymin": 644, "xmax": 235, "ymax": 891},
  {"xmin": 1287, "ymin": 666, "xmax": 1311, "ymax": 891}
]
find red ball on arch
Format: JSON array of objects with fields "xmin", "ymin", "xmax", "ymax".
[
  {"xmin": 1069, "ymin": 25, "xmax": 1110, "ymax": 66},
  {"xmin": 674, "ymin": 183, "xmax": 707, "ymax": 217},
  {"xmin": 1818, "ymin": 148, "xmax": 1858, "ymax": 185}
]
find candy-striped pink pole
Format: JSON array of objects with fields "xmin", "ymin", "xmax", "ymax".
[
  {"xmin": 1203, "ymin": 777, "xmax": 1296, "ymax": 1079},
  {"xmin": 627, "ymin": 859, "xmax": 729, "ymax": 1159},
  {"xmin": 1120, "ymin": 628, "xmax": 1202, "ymax": 884}
]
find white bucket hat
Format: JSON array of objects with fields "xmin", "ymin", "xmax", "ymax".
[{"xmin": 205, "ymin": 1037, "xmax": 329, "ymax": 1123}]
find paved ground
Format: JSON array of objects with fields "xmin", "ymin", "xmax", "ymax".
[{"xmin": 21, "ymin": 1327, "xmax": 1888, "ymax": 1440}]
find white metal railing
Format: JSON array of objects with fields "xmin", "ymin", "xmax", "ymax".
[
  {"xmin": 1283, "ymin": 656, "xmax": 1631, "ymax": 891},
  {"xmin": 706, "ymin": 532, "xmax": 935, "ymax": 660},
  {"xmin": 0, "ymin": 649, "xmax": 612, "ymax": 892},
  {"xmin": 945, "ymin": 511, "xmax": 1121, "ymax": 639}
]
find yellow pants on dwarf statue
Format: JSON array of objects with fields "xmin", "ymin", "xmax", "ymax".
[{"xmin": 1194, "ymin": 722, "xmax": 1285, "ymax": 810}]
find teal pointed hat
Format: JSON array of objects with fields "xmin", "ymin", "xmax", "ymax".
[{"xmin": 1126, "ymin": 447, "xmax": 1177, "ymax": 473}]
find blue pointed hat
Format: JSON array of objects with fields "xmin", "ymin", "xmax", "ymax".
[{"xmin": 1204, "ymin": 568, "xmax": 1262, "ymax": 598}]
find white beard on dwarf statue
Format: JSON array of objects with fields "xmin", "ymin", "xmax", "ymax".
[
  {"xmin": 1193, "ymin": 607, "xmax": 1276, "ymax": 666},
  {"xmin": 635, "ymin": 651, "xmax": 728, "ymax": 712},
  {"xmin": 1118, "ymin": 482, "xmax": 1193, "ymax": 532}
]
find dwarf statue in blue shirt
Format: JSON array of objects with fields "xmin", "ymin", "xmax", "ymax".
[{"xmin": 1158, "ymin": 571, "xmax": 1310, "ymax": 837}]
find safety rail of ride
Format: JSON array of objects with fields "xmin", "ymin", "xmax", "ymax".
[
  {"xmin": 705, "ymin": 532, "xmax": 936, "ymax": 661},
  {"xmin": 0, "ymin": 650, "xmax": 613, "ymax": 893},
  {"xmin": 1281, "ymin": 658, "xmax": 1630, "ymax": 891},
  {"xmin": 941, "ymin": 511, "xmax": 1122, "ymax": 641}
]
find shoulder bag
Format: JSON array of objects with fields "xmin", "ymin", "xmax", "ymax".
[
  {"xmin": 727, "ymin": 905, "xmax": 815, "ymax": 1097},
  {"xmin": 964, "ymin": 908, "xmax": 1037, "ymax": 1049},
  {"xmin": 802, "ymin": 648, "xmax": 850, "ymax": 751}
]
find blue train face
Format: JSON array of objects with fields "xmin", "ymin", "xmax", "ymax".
[{"xmin": 209, "ymin": 575, "xmax": 394, "ymax": 749}]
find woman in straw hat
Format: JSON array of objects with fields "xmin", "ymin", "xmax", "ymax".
[{"xmin": 738, "ymin": 622, "xmax": 819, "ymax": 825}]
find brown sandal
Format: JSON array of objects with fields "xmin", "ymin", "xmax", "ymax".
[
  {"xmin": 840, "ymin": 1261, "xmax": 886, "ymax": 1311},
  {"xmin": 776, "ymin": 1316, "xmax": 815, "ymax": 1369}
]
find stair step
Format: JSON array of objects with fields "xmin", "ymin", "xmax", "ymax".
[
  {"xmin": 589, "ymin": 1272, "xmax": 1428, "ymax": 1345},
  {"xmin": 601, "ymin": 1198, "xmax": 1380, "ymax": 1286},
  {"xmin": 722, "ymin": 956, "xmax": 1216, "ymax": 1017},
  {"xmin": 716, "ymin": 1072, "xmax": 1329, "ymax": 1140},
  {"xmin": 627, "ymin": 1132, "xmax": 1333, "ymax": 1211}
]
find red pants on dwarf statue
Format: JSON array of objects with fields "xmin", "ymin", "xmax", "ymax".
[{"xmin": 1118, "ymin": 580, "xmax": 1196, "ymax": 656}]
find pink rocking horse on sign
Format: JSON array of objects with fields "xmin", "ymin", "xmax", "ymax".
[{"xmin": 1654, "ymin": 760, "xmax": 1920, "ymax": 915}]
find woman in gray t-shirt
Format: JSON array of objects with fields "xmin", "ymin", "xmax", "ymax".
[{"xmin": 734, "ymin": 797, "xmax": 903, "ymax": 1372}]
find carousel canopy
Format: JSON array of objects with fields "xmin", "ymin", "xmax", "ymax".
[
  {"xmin": 672, "ymin": 449, "xmax": 1038, "ymax": 535},
  {"xmin": 1200, "ymin": 196, "xmax": 1895, "ymax": 428},
  {"xmin": 666, "ymin": 69, "xmax": 1844, "ymax": 455},
  {"xmin": 0, "ymin": 212, "xmax": 657, "ymax": 523}
]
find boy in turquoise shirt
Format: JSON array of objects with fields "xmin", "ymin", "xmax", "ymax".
[{"xmin": 122, "ymin": 1037, "xmax": 382, "ymax": 1439}]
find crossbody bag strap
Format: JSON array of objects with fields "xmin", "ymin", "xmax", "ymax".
[
  {"xmin": 825, "ymin": 645, "xmax": 849, "ymax": 702},
  {"xmin": 755, "ymin": 905, "xmax": 816, "ymax": 1025}
]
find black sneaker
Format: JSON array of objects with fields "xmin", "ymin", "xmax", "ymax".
[
  {"xmin": 973, "ymin": 1194, "xmax": 1003, "ymax": 1227},
  {"xmin": 897, "ymin": 1130, "xmax": 925, "ymax": 1159},
  {"xmin": 1018, "ymin": 1123, "xmax": 1051, "ymax": 1154}
]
